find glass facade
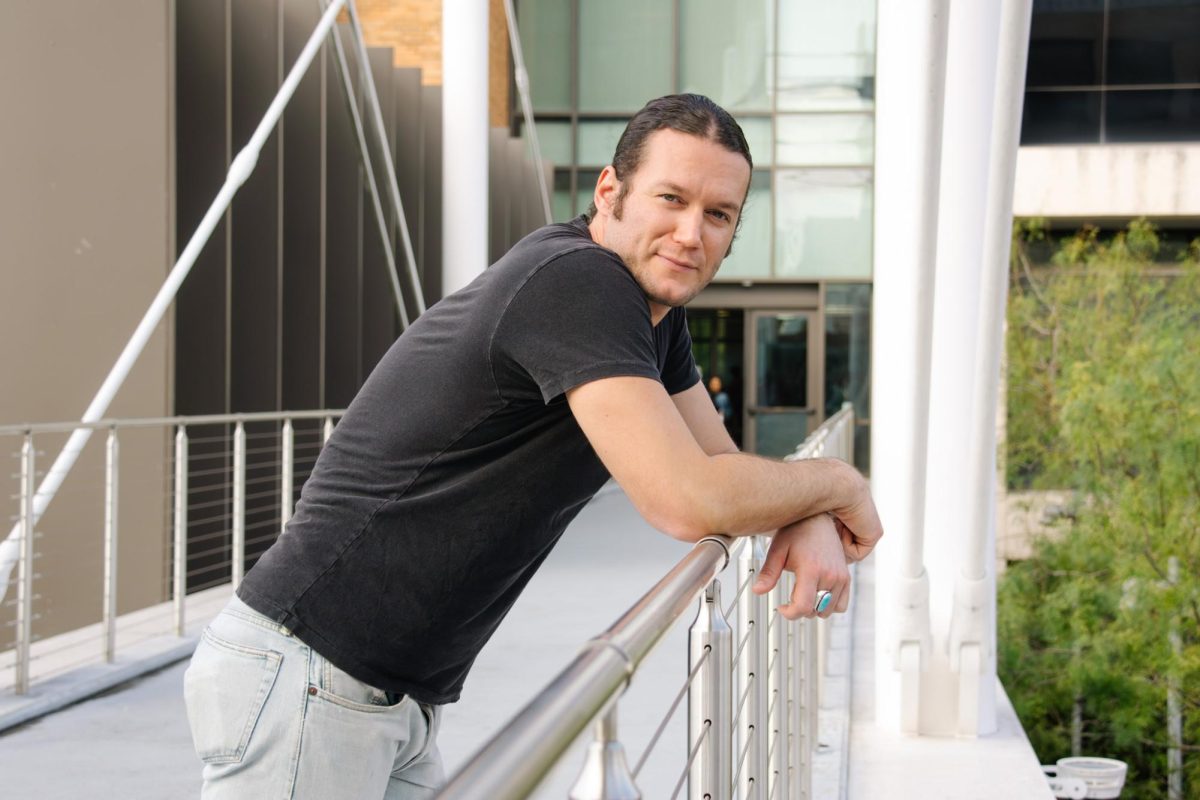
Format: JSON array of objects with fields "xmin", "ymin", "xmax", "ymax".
[
  {"xmin": 1022, "ymin": 0, "xmax": 1200, "ymax": 144},
  {"xmin": 515, "ymin": 0, "xmax": 878, "ymax": 281}
]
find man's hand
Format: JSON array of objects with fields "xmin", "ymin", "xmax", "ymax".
[
  {"xmin": 826, "ymin": 464, "xmax": 884, "ymax": 563},
  {"xmin": 752, "ymin": 514, "xmax": 851, "ymax": 620}
]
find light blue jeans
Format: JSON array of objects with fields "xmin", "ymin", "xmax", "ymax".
[{"xmin": 183, "ymin": 596, "xmax": 445, "ymax": 799}]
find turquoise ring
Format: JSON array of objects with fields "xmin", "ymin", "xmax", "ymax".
[{"xmin": 813, "ymin": 590, "xmax": 833, "ymax": 614}]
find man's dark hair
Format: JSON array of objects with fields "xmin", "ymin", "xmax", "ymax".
[{"xmin": 584, "ymin": 94, "xmax": 753, "ymax": 234}]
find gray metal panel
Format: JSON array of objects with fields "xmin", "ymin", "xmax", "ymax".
[
  {"xmin": 229, "ymin": 0, "xmax": 282, "ymax": 415},
  {"xmin": 507, "ymin": 136, "xmax": 530, "ymax": 247},
  {"xmin": 325, "ymin": 23, "xmax": 365, "ymax": 408},
  {"xmin": 175, "ymin": 0, "xmax": 236, "ymax": 592},
  {"xmin": 392, "ymin": 68, "xmax": 424, "ymax": 312},
  {"xmin": 690, "ymin": 284, "xmax": 821, "ymax": 310},
  {"xmin": 175, "ymin": 0, "xmax": 230, "ymax": 417},
  {"xmin": 488, "ymin": 128, "xmax": 509, "ymax": 264},
  {"xmin": 228, "ymin": 0, "xmax": 284, "ymax": 578},
  {"xmin": 280, "ymin": 0, "xmax": 326, "ymax": 413},
  {"xmin": 360, "ymin": 46, "xmax": 397, "ymax": 376},
  {"xmin": 420, "ymin": 85, "xmax": 443, "ymax": 303}
]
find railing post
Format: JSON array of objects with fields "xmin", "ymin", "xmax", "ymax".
[
  {"xmin": 568, "ymin": 706, "xmax": 641, "ymax": 800},
  {"xmin": 323, "ymin": 416, "xmax": 334, "ymax": 445},
  {"xmin": 737, "ymin": 535, "xmax": 770, "ymax": 799},
  {"xmin": 232, "ymin": 421, "xmax": 246, "ymax": 587},
  {"xmin": 280, "ymin": 418, "xmax": 294, "ymax": 533},
  {"xmin": 103, "ymin": 427, "xmax": 119, "ymax": 662},
  {"xmin": 688, "ymin": 580, "xmax": 731, "ymax": 800},
  {"xmin": 173, "ymin": 425, "xmax": 188, "ymax": 636},
  {"xmin": 769, "ymin": 575, "xmax": 790, "ymax": 800},
  {"xmin": 789, "ymin": 619, "xmax": 812, "ymax": 800},
  {"xmin": 15, "ymin": 435, "xmax": 36, "ymax": 694}
]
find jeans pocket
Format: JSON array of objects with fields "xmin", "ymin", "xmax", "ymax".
[
  {"xmin": 184, "ymin": 629, "xmax": 283, "ymax": 764},
  {"xmin": 311, "ymin": 651, "xmax": 396, "ymax": 713}
]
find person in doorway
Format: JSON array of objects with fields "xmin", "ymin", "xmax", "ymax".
[
  {"xmin": 183, "ymin": 93, "xmax": 883, "ymax": 799},
  {"xmin": 708, "ymin": 374, "xmax": 733, "ymax": 427}
]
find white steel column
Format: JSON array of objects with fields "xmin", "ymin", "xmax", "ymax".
[
  {"xmin": 949, "ymin": 0, "xmax": 1033, "ymax": 738},
  {"xmin": 442, "ymin": 0, "xmax": 490, "ymax": 295},
  {"xmin": 923, "ymin": 0, "xmax": 1003, "ymax": 736},
  {"xmin": 870, "ymin": 0, "xmax": 949, "ymax": 734}
]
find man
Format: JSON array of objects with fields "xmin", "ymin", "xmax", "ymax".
[{"xmin": 183, "ymin": 93, "xmax": 882, "ymax": 798}]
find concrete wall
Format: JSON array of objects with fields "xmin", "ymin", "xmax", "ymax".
[
  {"xmin": 1014, "ymin": 144, "xmax": 1200, "ymax": 219},
  {"xmin": 0, "ymin": 1, "xmax": 173, "ymax": 641}
]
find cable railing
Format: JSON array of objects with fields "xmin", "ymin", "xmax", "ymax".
[
  {"xmin": 0, "ymin": 0, "xmax": 423, "ymax": 612},
  {"xmin": 0, "ymin": 410, "xmax": 342, "ymax": 699},
  {"xmin": 438, "ymin": 404, "xmax": 855, "ymax": 800}
]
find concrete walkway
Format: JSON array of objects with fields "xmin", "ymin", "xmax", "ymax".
[{"xmin": 0, "ymin": 488, "xmax": 703, "ymax": 799}]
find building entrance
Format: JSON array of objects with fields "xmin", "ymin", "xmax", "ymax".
[
  {"xmin": 746, "ymin": 310, "xmax": 819, "ymax": 457},
  {"xmin": 688, "ymin": 306, "xmax": 818, "ymax": 457},
  {"xmin": 689, "ymin": 285, "xmax": 869, "ymax": 468}
]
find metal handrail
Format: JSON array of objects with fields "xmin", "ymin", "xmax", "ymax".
[
  {"xmin": 438, "ymin": 405, "xmax": 856, "ymax": 800},
  {"xmin": 437, "ymin": 535, "xmax": 734, "ymax": 799},
  {"xmin": 0, "ymin": 409, "xmax": 346, "ymax": 437},
  {"xmin": 2, "ymin": 408, "xmax": 343, "ymax": 697}
]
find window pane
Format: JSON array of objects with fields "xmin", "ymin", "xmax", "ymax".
[
  {"xmin": 824, "ymin": 284, "xmax": 871, "ymax": 418},
  {"xmin": 777, "ymin": 0, "xmax": 875, "ymax": 111},
  {"xmin": 1105, "ymin": 89, "xmax": 1200, "ymax": 143},
  {"xmin": 716, "ymin": 171, "xmax": 772, "ymax": 280},
  {"xmin": 579, "ymin": 0, "xmax": 673, "ymax": 112},
  {"xmin": 525, "ymin": 120, "xmax": 571, "ymax": 167},
  {"xmin": 777, "ymin": 114, "xmax": 873, "ymax": 166},
  {"xmin": 553, "ymin": 170, "xmax": 573, "ymax": 222},
  {"xmin": 825, "ymin": 283, "xmax": 871, "ymax": 471},
  {"xmin": 688, "ymin": 308, "xmax": 745, "ymax": 448},
  {"xmin": 1107, "ymin": 1, "xmax": 1200, "ymax": 86},
  {"xmin": 1020, "ymin": 90, "xmax": 1101, "ymax": 144},
  {"xmin": 518, "ymin": 0, "xmax": 571, "ymax": 111},
  {"xmin": 577, "ymin": 120, "xmax": 629, "ymax": 166},
  {"xmin": 680, "ymin": 0, "xmax": 773, "ymax": 112},
  {"xmin": 576, "ymin": 170, "xmax": 601, "ymax": 217},
  {"xmin": 1026, "ymin": 0, "xmax": 1103, "ymax": 88},
  {"xmin": 756, "ymin": 314, "xmax": 809, "ymax": 407},
  {"xmin": 775, "ymin": 169, "xmax": 872, "ymax": 278},
  {"xmin": 738, "ymin": 117, "xmax": 772, "ymax": 167}
]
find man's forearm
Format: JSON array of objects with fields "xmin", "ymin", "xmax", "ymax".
[
  {"xmin": 708, "ymin": 453, "xmax": 863, "ymax": 534},
  {"xmin": 687, "ymin": 454, "xmax": 866, "ymax": 538}
]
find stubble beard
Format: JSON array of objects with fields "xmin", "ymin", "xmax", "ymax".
[{"xmin": 609, "ymin": 191, "xmax": 714, "ymax": 310}]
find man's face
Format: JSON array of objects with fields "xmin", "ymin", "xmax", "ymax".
[{"xmin": 589, "ymin": 129, "xmax": 750, "ymax": 322}]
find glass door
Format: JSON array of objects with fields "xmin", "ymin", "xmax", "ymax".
[{"xmin": 746, "ymin": 310, "xmax": 819, "ymax": 457}]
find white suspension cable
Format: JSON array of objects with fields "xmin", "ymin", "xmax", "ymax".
[
  {"xmin": 503, "ymin": 0, "xmax": 553, "ymax": 225},
  {"xmin": 325, "ymin": 6, "xmax": 410, "ymax": 328},
  {"xmin": 344, "ymin": 0, "xmax": 427, "ymax": 313},
  {"xmin": 0, "ymin": 0, "xmax": 349, "ymax": 602}
]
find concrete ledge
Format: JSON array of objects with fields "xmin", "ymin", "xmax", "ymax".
[
  {"xmin": 0, "ymin": 584, "xmax": 230, "ymax": 731},
  {"xmin": 846, "ymin": 557, "xmax": 1052, "ymax": 799},
  {"xmin": 849, "ymin": 680, "xmax": 1053, "ymax": 799},
  {"xmin": 1015, "ymin": 143, "xmax": 1200, "ymax": 218}
]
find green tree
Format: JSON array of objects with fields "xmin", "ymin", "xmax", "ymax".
[{"xmin": 1000, "ymin": 221, "xmax": 1200, "ymax": 799}]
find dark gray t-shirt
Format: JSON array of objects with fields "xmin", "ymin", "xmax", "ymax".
[{"xmin": 238, "ymin": 217, "xmax": 699, "ymax": 704}]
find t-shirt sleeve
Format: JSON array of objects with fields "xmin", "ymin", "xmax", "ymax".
[
  {"xmin": 661, "ymin": 307, "xmax": 701, "ymax": 396},
  {"xmin": 493, "ymin": 249, "xmax": 662, "ymax": 403}
]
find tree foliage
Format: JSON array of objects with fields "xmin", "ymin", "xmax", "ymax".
[{"xmin": 1000, "ymin": 220, "xmax": 1200, "ymax": 799}]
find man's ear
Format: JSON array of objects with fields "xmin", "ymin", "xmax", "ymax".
[{"xmin": 593, "ymin": 165, "xmax": 621, "ymax": 216}]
